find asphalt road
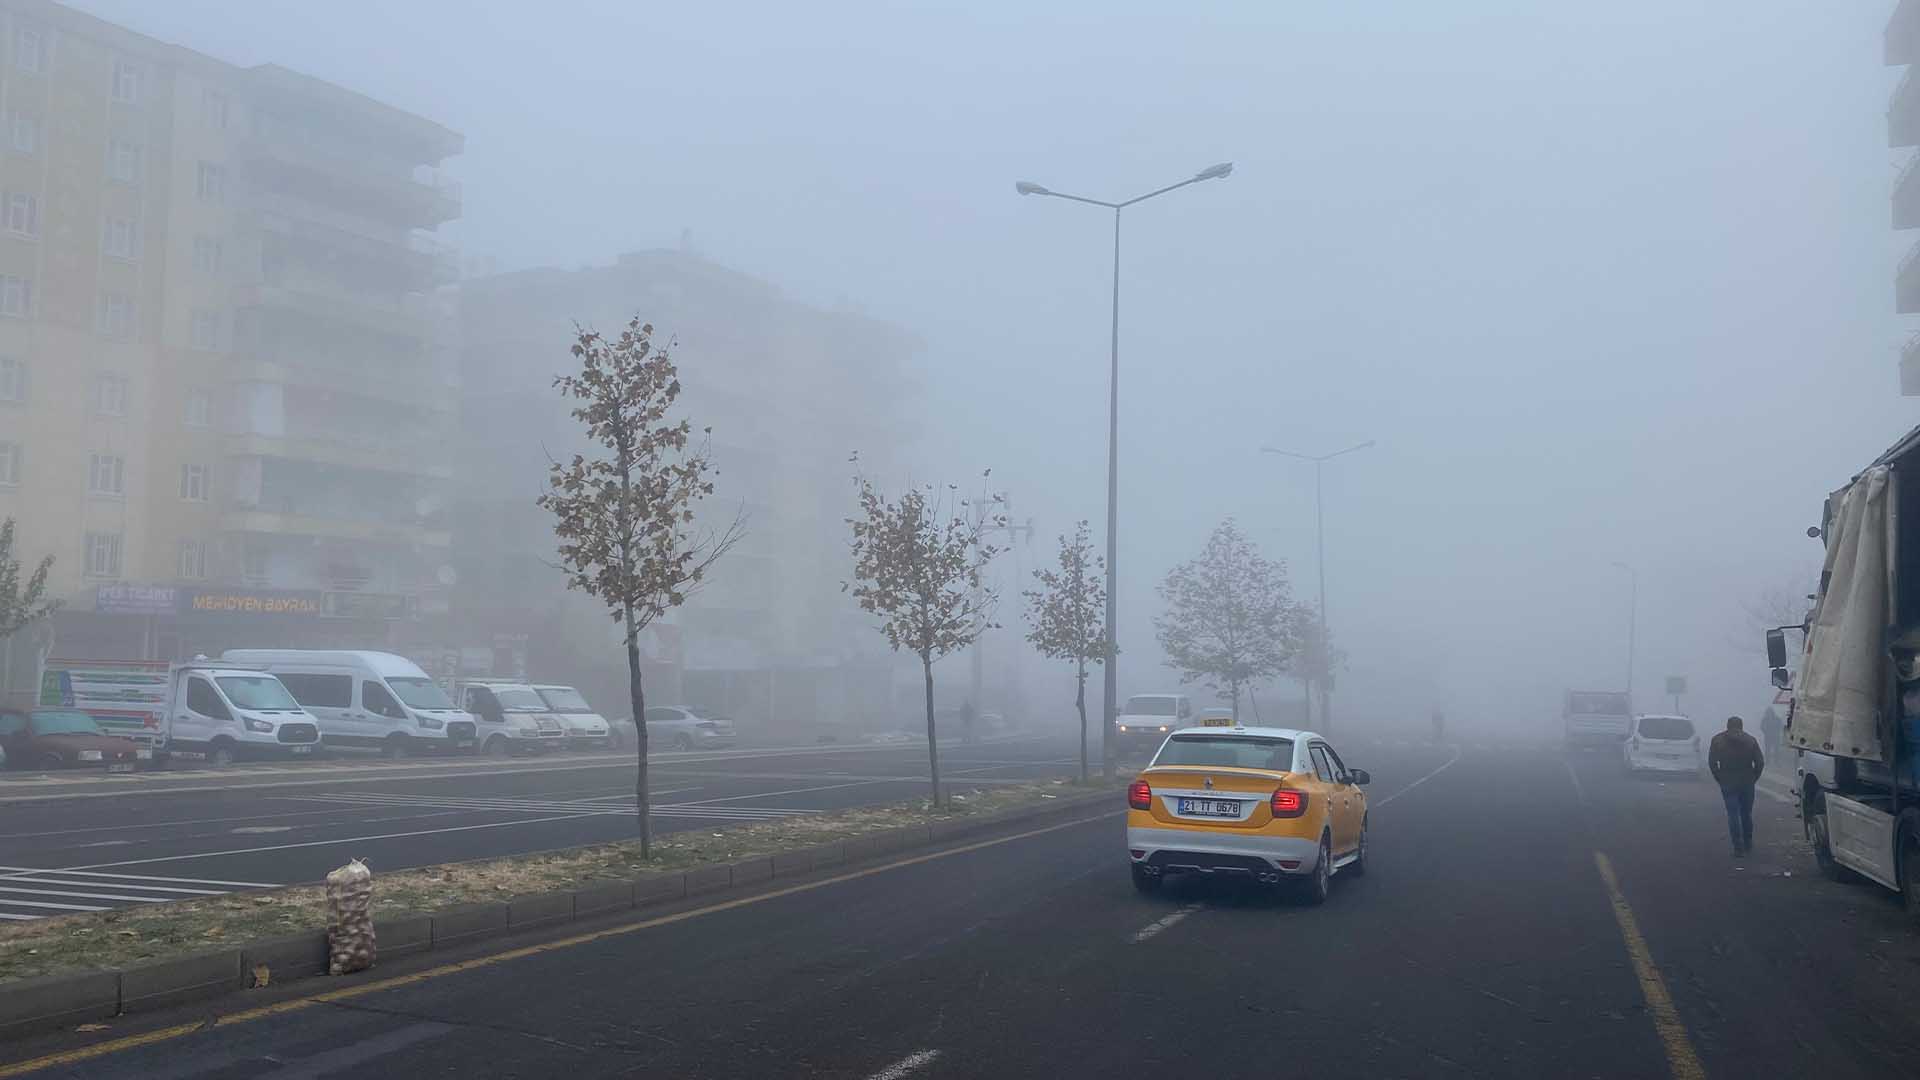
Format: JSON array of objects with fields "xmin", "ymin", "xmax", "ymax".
[
  {"xmin": 12, "ymin": 733, "xmax": 1920, "ymax": 1078},
  {"xmin": 0, "ymin": 736, "xmax": 1080, "ymax": 921}
]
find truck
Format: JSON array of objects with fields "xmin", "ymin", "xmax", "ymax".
[
  {"xmin": 38, "ymin": 657, "xmax": 321, "ymax": 763},
  {"xmin": 1770, "ymin": 423, "xmax": 1920, "ymax": 909},
  {"xmin": 1563, "ymin": 689, "xmax": 1633, "ymax": 747}
]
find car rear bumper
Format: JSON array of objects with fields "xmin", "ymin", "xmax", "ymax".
[
  {"xmin": 1626, "ymin": 753, "xmax": 1701, "ymax": 772},
  {"xmin": 1127, "ymin": 826, "xmax": 1321, "ymax": 876}
]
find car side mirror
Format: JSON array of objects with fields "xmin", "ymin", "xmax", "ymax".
[
  {"xmin": 1349, "ymin": 769, "xmax": 1370, "ymax": 786},
  {"xmin": 1771, "ymin": 668, "xmax": 1792, "ymax": 690},
  {"xmin": 1765, "ymin": 628, "xmax": 1788, "ymax": 670}
]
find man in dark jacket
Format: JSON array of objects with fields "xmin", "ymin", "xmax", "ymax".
[{"xmin": 1709, "ymin": 716, "xmax": 1766, "ymax": 856}]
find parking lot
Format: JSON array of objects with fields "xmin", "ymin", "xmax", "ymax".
[{"xmin": 0, "ymin": 734, "xmax": 1082, "ymax": 920}]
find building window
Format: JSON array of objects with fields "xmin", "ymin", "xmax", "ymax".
[
  {"xmin": 201, "ymin": 88, "xmax": 228, "ymax": 130},
  {"xmin": 84, "ymin": 532, "xmax": 122, "ymax": 578},
  {"xmin": 0, "ymin": 275, "xmax": 32, "ymax": 318},
  {"xmin": 0, "ymin": 441, "xmax": 18, "ymax": 485},
  {"xmin": 94, "ymin": 292, "xmax": 133, "ymax": 337},
  {"xmin": 177, "ymin": 539, "xmax": 207, "ymax": 580},
  {"xmin": 189, "ymin": 308, "xmax": 221, "ymax": 351},
  {"xmin": 87, "ymin": 453, "xmax": 125, "ymax": 496},
  {"xmin": 179, "ymin": 463, "xmax": 209, "ymax": 502},
  {"xmin": 0, "ymin": 356, "xmax": 21, "ymax": 401},
  {"xmin": 102, "ymin": 216, "xmax": 140, "ymax": 261},
  {"xmin": 195, "ymin": 162, "xmax": 225, "ymax": 204},
  {"xmin": 4, "ymin": 193, "xmax": 37, "ymax": 239},
  {"xmin": 93, "ymin": 373, "xmax": 128, "ymax": 417},
  {"xmin": 106, "ymin": 138, "xmax": 141, "ymax": 185},
  {"xmin": 14, "ymin": 28, "xmax": 43, "ymax": 75},
  {"xmin": 111, "ymin": 59, "xmax": 139, "ymax": 104},
  {"xmin": 243, "ymin": 545, "xmax": 269, "ymax": 582},
  {"xmin": 191, "ymin": 235, "xmax": 223, "ymax": 275},
  {"xmin": 185, "ymin": 387, "xmax": 212, "ymax": 428},
  {"xmin": 10, "ymin": 114, "xmax": 37, "ymax": 155}
]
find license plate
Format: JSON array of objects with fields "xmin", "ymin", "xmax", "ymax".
[
  {"xmin": 107, "ymin": 763, "xmax": 136, "ymax": 774},
  {"xmin": 1200, "ymin": 716, "xmax": 1235, "ymax": 727},
  {"xmin": 291, "ymin": 745, "xmax": 313, "ymax": 755},
  {"xmin": 1177, "ymin": 797, "xmax": 1241, "ymax": 817}
]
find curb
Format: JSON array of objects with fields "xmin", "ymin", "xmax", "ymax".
[{"xmin": 0, "ymin": 786, "xmax": 1115, "ymax": 1041}]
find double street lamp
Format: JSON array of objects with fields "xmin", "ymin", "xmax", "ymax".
[
  {"xmin": 1260, "ymin": 440, "xmax": 1373, "ymax": 731},
  {"xmin": 1015, "ymin": 162, "xmax": 1234, "ymax": 775},
  {"xmin": 1611, "ymin": 561, "xmax": 1637, "ymax": 707}
]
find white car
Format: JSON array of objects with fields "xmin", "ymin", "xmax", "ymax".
[{"xmin": 1623, "ymin": 714, "xmax": 1703, "ymax": 775}]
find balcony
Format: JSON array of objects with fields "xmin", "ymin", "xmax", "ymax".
[
  {"xmin": 242, "ymin": 130, "xmax": 461, "ymax": 227},
  {"xmin": 250, "ymin": 210, "xmax": 459, "ymax": 290},
  {"xmin": 1900, "ymin": 238, "xmax": 1920, "ymax": 314},
  {"xmin": 1894, "ymin": 68, "xmax": 1920, "ymax": 149},
  {"xmin": 223, "ymin": 432, "xmax": 454, "ymax": 480},
  {"xmin": 231, "ymin": 356, "xmax": 458, "ymax": 411},
  {"xmin": 221, "ymin": 508, "xmax": 451, "ymax": 549},
  {"xmin": 1904, "ymin": 334, "xmax": 1920, "ymax": 396},
  {"xmin": 1894, "ymin": 0, "xmax": 1920, "ymax": 66},
  {"xmin": 239, "ymin": 283, "xmax": 435, "ymax": 341}
]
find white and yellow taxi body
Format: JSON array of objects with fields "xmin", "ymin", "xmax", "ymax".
[{"xmin": 1126, "ymin": 722, "xmax": 1370, "ymax": 903}]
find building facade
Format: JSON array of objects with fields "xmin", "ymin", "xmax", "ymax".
[
  {"xmin": 1892, "ymin": 0, "xmax": 1920, "ymax": 391},
  {"xmin": 0, "ymin": 0, "xmax": 461, "ymax": 683},
  {"xmin": 455, "ymin": 250, "xmax": 918, "ymax": 729}
]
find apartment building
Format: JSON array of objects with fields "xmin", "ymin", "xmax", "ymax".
[
  {"xmin": 1893, "ymin": 0, "xmax": 1920, "ymax": 391},
  {"xmin": 0, "ymin": 0, "xmax": 462, "ymax": 668},
  {"xmin": 455, "ymin": 250, "xmax": 919, "ymax": 728}
]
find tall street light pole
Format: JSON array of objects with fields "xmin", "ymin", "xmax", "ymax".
[
  {"xmin": 1611, "ymin": 561, "xmax": 1637, "ymax": 707},
  {"xmin": 1260, "ymin": 440, "xmax": 1374, "ymax": 732},
  {"xmin": 1015, "ymin": 162, "xmax": 1233, "ymax": 776}
]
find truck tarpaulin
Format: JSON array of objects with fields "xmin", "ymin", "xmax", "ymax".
[{"xmin": 1794, "ymin": 466, "xmax": 1892, "ymax": 761}]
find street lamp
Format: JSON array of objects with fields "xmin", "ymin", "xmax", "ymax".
[
  {"xmin": 1015, "ymin": 162, "xmax": 1234, "ymax": 776},
  {"xmin": 1611, "ymin": 561, "xmax": 1637, "ymax": 707},
  {"xmin": 1260, "ymin": 440, "xmax": 1374, "ymax": 732}
]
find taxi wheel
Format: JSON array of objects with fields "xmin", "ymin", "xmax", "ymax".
[
  {"xmin": 1130, "ymin": 864, "xmax": 1161, "ymax": 894},
  {"xmin": 1348, "ymin": 819, "xmax": 1368, "ymax": 878},
  {"xmin": 1298, "ymin": 834, "xmax": 1332, "ymax": 906}
]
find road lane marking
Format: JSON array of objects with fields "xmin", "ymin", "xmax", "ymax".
[
  {"xmin": 1129, "ymin": 902, "xmax": 1201, "ymax": 944},
  {"xmin": 0, "ymin": 810, "xmax": 1118, "ymax": 1078},
  {"xmin": 868, "ymin": 1049, "xmax": 941, "ymax": 1079},
  {"xmin": 1564, "ymin": 759, "xmax": 1587, "ymax": 805},
  {"xmin": 44, "ymin": 814, "xmax": 602, "ymax": 872},
  {"xmin": 0, "ymin": 867, "xmax": 276, "ymax": 888},
  {"xmin": 1373, "ymin": 744, "xmax": 1463, "ymax": 808},
  {"xmin": 1593, "ymin": 852, "xmax": 1705, "ymax": 1080}
]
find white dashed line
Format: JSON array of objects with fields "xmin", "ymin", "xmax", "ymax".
[
  {"xmin": 1129, "ymin": 902, "xmax": 1202, "ymax": 944},
  {"xmin": 1374, "ymin": 744, "xmax": 1464, "ymax": 808},
  {"xmin": 868, "ymin": 1049, "xmax": 941, "ymax": 1080}
]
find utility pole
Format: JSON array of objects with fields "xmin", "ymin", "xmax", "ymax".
[
  {"xmin": 970, "ymin": 494, "xmax": 1034, "ymax": 721},
  {"xmin": 1260, "ymin": 440, "xmax": 1373, "ymax": 733}
]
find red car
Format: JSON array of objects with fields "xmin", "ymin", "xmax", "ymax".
[{"xmin": 0, "ymin": 708, "xmax": 152, "ymax": 772}]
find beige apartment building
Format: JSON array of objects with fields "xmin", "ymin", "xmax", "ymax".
[{"xmin": 0, "ymin": 0, "xmax": 461, "ymax": 673}]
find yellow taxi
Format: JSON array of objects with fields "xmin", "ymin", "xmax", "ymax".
[{"xmin": 1126, "ymin": 722, "xmax": 1370, "ymax": 904}]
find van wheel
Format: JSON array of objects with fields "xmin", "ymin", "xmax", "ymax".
[
  {"xmin": 208, "ymin": 740, "xmax": 238, "ymax": 768},
  {"xmin": 484, "ymin": 735, "xmax": 509, "ymax": 757},
  {"xmin": 1806, "ymin": 785, "xmax": 1859, "ymax": 883},
  {"xmin": 383, "ymin": 736, "xmax": 411, "ymax": 761}
]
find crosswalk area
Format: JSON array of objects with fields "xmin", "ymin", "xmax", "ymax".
[
  {"xmin": 0, "ymin": 865, "xmax": 278, "ymax": 922},
  {"xmin": 287, "ymin": 790, "xmax": 824, "ymax": 822}
]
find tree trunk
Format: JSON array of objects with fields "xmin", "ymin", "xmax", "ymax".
[
  {"xmin": 624, "ymin": 603, "xmax": 652, "ymax": 859},
  {"xmin": 1075, "ymin": 661, "xmax": 1088, "ymax": 785},
  {"xmin": 923, "ymin": 655, "xmax": 941, "ymax": 808}
]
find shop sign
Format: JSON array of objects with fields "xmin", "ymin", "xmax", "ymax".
[{"xmin": 182, "ymin": 588, "xmax": 324, "ymax": 616}]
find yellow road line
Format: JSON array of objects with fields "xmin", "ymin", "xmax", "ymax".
[
  {"xmin": 0, "ymin": 810, "xmax": 1118, "ymax": 1078},
  {"xmin": 1593, "ymin": 851, "xmax": 1706, "ymax": 1080}
]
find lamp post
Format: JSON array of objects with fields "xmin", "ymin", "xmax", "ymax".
[
  {"xmin": 1611, "ymin": 561, "xmax": 1637, "ymax": 708},
  {"xmin": 1016, "ymin": 162, "xmax": 1233, "ymax": 775},
  {"xmin": 1260, "ymin": 440, "xmax": 1374, "ymax": 731}
]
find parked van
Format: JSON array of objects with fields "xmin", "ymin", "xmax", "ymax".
[
  {"xmin": 165, "ymin": 664, "xmax": 321, "ymax": 764},
  {"xmin": 530, "ymin": 685, "xmax": 614, "ymax": 750},
  {"xmin": 222, "ymin": 650, "xmax": 476, "ymax": 757},
  {"xmin": 457, "ymin": 681, "xmax": 569, "ymax": 755}
]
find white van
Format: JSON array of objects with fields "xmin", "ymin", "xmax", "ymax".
[
  {"xmin": 165, "ymin": 664, "xmax": 321, "ymax": 765},
  {"xmin": 222, "ymin": 650, "xmax": 476, "ymax": 757},
  {"xmin": 457, "ymin": 681, "xmax": 568, "ymax": 755},
  {"xmin": 530, "ymin": 685, "xmax": 613, "ymax": 750},
  {"xmin": 1115, "ymin": 693, "xmax": 1193, "ymax": 748}
]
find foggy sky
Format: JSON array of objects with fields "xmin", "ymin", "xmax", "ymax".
[{"xmin": 72, "ymin": 0, "xmax": 1915, "ymax": 735}]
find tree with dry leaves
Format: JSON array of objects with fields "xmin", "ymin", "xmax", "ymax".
[
  {"xmin": 0, "ymin": 518, "xmax": 58, "ymax": 639},
  {"xmin": 539, "ymin": 317, "xmax": 743, "ymax": 857},
  {"xmin": 1024, "ymin": 520, "xmax": 1112, "ymax": 783},
  {"xmin": 1287, "ymin": 604, "xmax": 1345, "ymax": 726},
  {"xmin": 846, "ymin": 468, "xmax": 1002, "ymax": 806},
  {"xmin": 1154, "ymin": 519, "xmax": 1298, "ymax": 720}
]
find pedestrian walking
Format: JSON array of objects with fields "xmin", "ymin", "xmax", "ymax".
[
  {"xmin": 1708, "ymin": 715, "xmax": 1766, "ymax": 857},
  {"xmin": 1760, "ymin": 707, "xmax": 1783, "ymax": 759}
]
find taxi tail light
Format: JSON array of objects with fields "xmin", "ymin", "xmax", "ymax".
[
  {"xmin": 1270, "ymin": 788, "xmax": 1307, "ymax": 818},
  {"xmin": 1127, "ymin": 780, "xmax": 1153, "ymax": 810}
]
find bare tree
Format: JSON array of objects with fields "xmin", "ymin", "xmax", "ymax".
[
  {"xmin": 846, "ymin": 466, "xmax": 1002, "ymax": 806},
  {"xmin": 0, "ymin": 518, "xmax": 58, "ymax": 638},
  {"xmin": 1726, "ymin": 569, "xmax": 1818, "ymax": 658},
  {"xmin": 1023, "ymin": 520, "xmax": 1113, "ymax": 783},
  {"xmin": 1287, "ymin": 604, "xmax": 1345, "ymax": 726},
  {"xmin": 539, "ymin": 317, "xmax": 743, "ymax": 858},
  {"xmin": 1154, "ymin": 519, "xmax": 1297, "ymax": 719}
]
